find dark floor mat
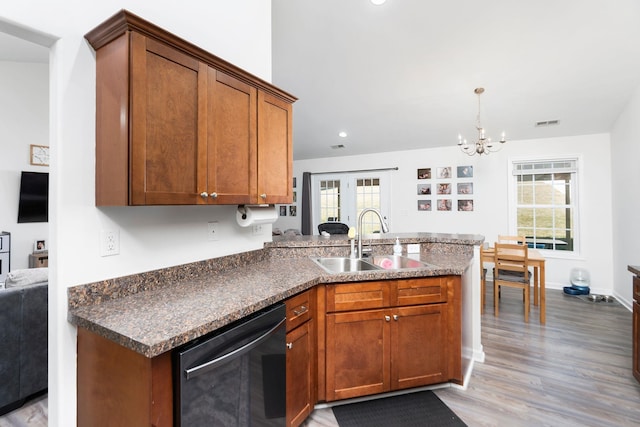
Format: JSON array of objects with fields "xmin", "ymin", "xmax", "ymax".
[{"xmin": 332, "ymin": 390, "xmax": 467, "ymax": 427}]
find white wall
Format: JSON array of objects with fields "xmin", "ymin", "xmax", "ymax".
[
  {"xmin": 0, "ymin": 61, "xmax": 49, "ymax": 270},
  {"xmin": 611, "ymin": 83, "xmax": 640, "ymax": 306},
  {"xmin": 283, "ymin": 133, "xmax": 615, "ymax": 294},
  {"xmin": 1, "ymin": 2, "xmax": 272, "ymax": 426}
]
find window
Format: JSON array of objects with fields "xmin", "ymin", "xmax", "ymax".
[
  {"xmin": 511, "ymin": 159, "xmax": 578, "ymax": 253},
  {"xmin": 319, "ymin": 179, "xmax": 342, "ymax": 222},
  {"xmin": 312, "ymin": 172, "xmax": 390, "ymax": 235}
]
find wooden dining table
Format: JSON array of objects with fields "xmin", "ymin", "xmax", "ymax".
[{"xmin": 480, "ymin": 246, "xmax": 546, "ymax": 324}]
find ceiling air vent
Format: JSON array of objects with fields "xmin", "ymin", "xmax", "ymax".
[
  {"xmin": 535, "ymin": 120, "xmax": 560, "ymax": 127},
  {"xmin": 331, "ymin": 144, "xmax": 345, "ymax": 149}
]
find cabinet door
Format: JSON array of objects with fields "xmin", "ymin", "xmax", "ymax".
[
  {"xmin": 634, "ymin": 300, "xmax": 640, "ymax": 383},
  {"xmin": 257, "ymin": 91, "xmax": 293, "ymax": 204},
  {"xmin": 326, "ymin": 281, "xmax": 390, "ymax": 313},
  {"xmin": 207, "ymin": 68, "xmax": 257, "ymax": 204},
  {"xmin": 286, "ymin": 320, "xmax": 313, "ymax": 427},
  {"xmin": 325, "ymin": 309, "xmax": 390, "ymax": 401},
  {"xmin": 394, "ymin": 277, "xmax": 448, "ymax": 306},
  {"xmin": 130, "ymin": 33, "xmax": 207, "ymax": 205},
  {"xmin": 391, "ymin": 304, "xmax": 447, "ymax": 390}
]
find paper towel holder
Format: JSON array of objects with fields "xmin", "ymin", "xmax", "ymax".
[{"xmin": 237, "ymin": 204, "xmax": 271, "ymax": 220}]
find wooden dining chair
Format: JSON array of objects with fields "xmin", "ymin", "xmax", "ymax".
[
  {"xmin": 481, "ymin": 236, "xmax": 526, "ymax": 314},
  {"xmin": 498, "ymin": 235, "xmax": 527, "ymax": 245},
  {"xmin": 493, "ymin": 242, "xmax": 531, "ymax": 322}
]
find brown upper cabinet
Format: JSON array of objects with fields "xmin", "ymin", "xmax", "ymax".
[{"xmin": 86, "ymin": 10, "xmax": 295, "ymax": 206}]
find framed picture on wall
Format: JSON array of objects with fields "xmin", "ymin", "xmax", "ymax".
[
  {"xmin": 34, "ymin": 239, "xmax": 47, "ymax": 253},
  {"xmin": 437, "ymin": 167, "xmax": 451, "ymax": 179},
  {"xmin": 417, "ymin": 184, "xmax": 431, "ymax": 195},
  {"xmin": 457, "ymin": 165, "xmax": 473, "ymax": 178},
  {"xmin": 437, "ymin": 183, "xmax": 451, "ymax": 195},
  {"xmin": 437, "ymin": 199, "xmax": 452, "ymax": 211},
  {"xmin": 417, "ymin": 168, "xmax": 431, "ymax": 179},
  {"xmin": 457, "ymin": 182, "xmax": 473, "ymax": 195},
  {"xmin": 458, "ymin": 199, "xmax": 474, "ymax": 211},
  {"xmin": 418, "ymin": 200, "xmax": 431, "ymax": 211}
]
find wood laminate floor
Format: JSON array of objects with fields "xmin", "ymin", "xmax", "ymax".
[
  {"xmin": 2, "ymin": 287, "xmax": 638, "ymax": 427},
  {"xmin": 304, "ymin": 287, "xmax": 640, "ymax": 427}
]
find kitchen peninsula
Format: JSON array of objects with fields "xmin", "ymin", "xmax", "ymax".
[{"xmin": 68, "ymin": 233, "xmax": 483, "ymax": 426}]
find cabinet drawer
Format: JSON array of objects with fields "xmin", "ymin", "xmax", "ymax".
[
  {"xmin": 326, "ymin": 281, "xmax": 390, "ymax": 313},
  {"xmin": 286, "ymin": 289, "xmax": 314, "ymax": 332},
  {"xmin": 634, "ymin": 276, "xmax": 640, "ymax": 302},
  {"xmin": 394, "ymin": 277, "xmax": 447, "ymax": 306}
]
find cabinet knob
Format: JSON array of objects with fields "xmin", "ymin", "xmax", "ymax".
[
  {"xmin": 260, "ymin": 193, "xmax": 267, "ymax": 200},
  {"xmin": 286, "ymin": 342, "xmax": 293, "ymax": 349},
  {"xmin": 209, "ymin": 192, "xmax": 218, "ymax": 199},
  {"xmin": 385, "ymin": 315, "xmax": 391, "ymax": 322},
  {"xmin": 393, "ymin": 314, "xmax": 399, "ymax": 321},
  {"xmin": 200, "ymin": 192, "xmax": 208, "ymax": 198}
]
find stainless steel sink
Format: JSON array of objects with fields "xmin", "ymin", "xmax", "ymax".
[
  {"xmin": 311, "ymin": 257, "xmax": 381, "ymax": 273},
  {"xmin": 369, "ymin": 255, "xmax": 432, "ymax": 270}
]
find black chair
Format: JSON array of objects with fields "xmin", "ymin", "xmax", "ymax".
[{"xmin": 318, "ymin": 222, "xmax": 350, "ymax": 235}]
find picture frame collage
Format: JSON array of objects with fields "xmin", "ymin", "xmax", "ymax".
[
  {"xmin": 417, "ymin": 165, "xmax": 474, "ymax": 212},
  {"xmin": 279, "ymin": 177, "xmax": 297, "ymax": 217}
]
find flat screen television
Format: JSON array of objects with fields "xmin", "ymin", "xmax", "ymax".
[{"xmin": 17, "ymin": 171, "xmax": 49, "ymax": 223}]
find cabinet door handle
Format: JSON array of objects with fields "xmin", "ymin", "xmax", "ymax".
[
  {"xmin": 200, "ymin": 192, "xmax": 208, "ymax": 199},
  {"xmin": 260, "ymin": 193, "xmax": 267, "ymax": 200},
  {"xmin": 393, "ymin": 314, "xmax": 399, "ymax": 321},
  {"xmin": 286, "ymin": 342, "xmax": 293, "ymax": 349},
  {"xmin": 209, "ymin": 192, "xmax": 218, "ymax": 199},
  {"xmin": 385, "ymin": 315, "xmax": 391, "ymax": 322},
  {"xmin": 293, "ymin": 305, "xmax": 307, "ymax": 316}
]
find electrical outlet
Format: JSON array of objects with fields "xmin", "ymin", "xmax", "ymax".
[
  {"xmin": 252, "ymin": 224, "xmax": 264, "ymax": 235},
  {"xmin": 407, "ymin": 243, "xmax": 421, "ymax": 254},
  {"xmin": 100, "ymin": 229, "xmax": 120, "ymax": 257},
  {"xmin": 207, "ymin": 221, "xmax": 219, "ymax": 241}
]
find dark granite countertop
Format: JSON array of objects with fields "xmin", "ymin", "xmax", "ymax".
[
  {"xmin": 68, "ymin": 236, "xmax": 477, "ymax": 358},
  {"xmin": 628, "ymin": 265, "xmax": 640, "ymax": 276}
]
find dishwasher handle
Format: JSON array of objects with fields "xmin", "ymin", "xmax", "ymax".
[{"xmin": 184, "ymin": 317, "xmax": 286, "ymax": 380}]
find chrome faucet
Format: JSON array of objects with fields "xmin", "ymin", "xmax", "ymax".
[{"xmin": 357, "ymin": 208, "xmax": 389, "ymax": 258}]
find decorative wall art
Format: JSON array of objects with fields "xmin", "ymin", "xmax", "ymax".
[
  {"xmin": 417, "ymin": 168, "xmax": 431, "ymax": 179},
  {"xmin": 457, "ymin": 182, "xmax": 473, "ymax": 195},
  {"xmin": 437, "ymin": 167, "xmax": 451, "ymax": 179},
  {"xmin": 417, "ymin": 165, "xmax": 474, "ymax": 212},
  {"xmin": 458, "ymin": 200, "xmax": 474, "ymax": 211},
  {"xmin": 457, "ymin": 165, "xmax": 473, "ymax": 178},
  {"xmin": 418, "ymin": 200, "xmax": 431, "ymax": 211},
  {"xmin": 417, "ymin": 184, "xmax": 431, "ymax": 195},
  {"xmin": 437, "ymin": 199, "xmax": 452, "ymax": 211}
]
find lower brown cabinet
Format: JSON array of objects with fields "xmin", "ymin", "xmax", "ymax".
[
  {"xmin": 77, "ymin": 328, "xmax": 173, "ymax": 427},
  {"xmin": 633, "ymin": 275, "xmax": 640, "ymax": 383},
  {"xmin": 323, "ymin": 277, "xmax": 461, "ymax": 402},
  {"xmin": 285, "ymin": 288, "xmax": 316, "ymax": 427}
]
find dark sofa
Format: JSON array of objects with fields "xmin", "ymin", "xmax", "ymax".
[{"xmin": 0, "ymin": 277, "xmax": 48, "ymax": 415}]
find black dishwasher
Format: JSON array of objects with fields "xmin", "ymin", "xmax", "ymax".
[{"xmin": 174, "ymin": 303, "xmax": 286, "ymax": 426}]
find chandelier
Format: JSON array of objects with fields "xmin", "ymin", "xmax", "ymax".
[{"xmin": 457, "ymin": 87, "xmax": 506, "ymax": 156}]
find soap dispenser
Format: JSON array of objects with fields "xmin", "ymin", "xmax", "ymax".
[{"xmin": 393, "ymin": 238, "xmax": 402, "ymax": 255}]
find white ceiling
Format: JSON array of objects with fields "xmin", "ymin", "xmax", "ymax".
[
  {"xmin": 272, "ymin": 0, "xmax": 640, "ymax": 160},
  {"xmin": 3, "ymin": 1, "xmax": 640, "ymax": 162}
]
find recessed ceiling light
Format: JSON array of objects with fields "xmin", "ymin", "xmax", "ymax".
[
  {"xmin": 371, "ymin": 0, "xmax": 387, "ymax": 4},
  {"xmin": 338, "ymin": 131, "xmax": 348, "ymax": 138}
]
